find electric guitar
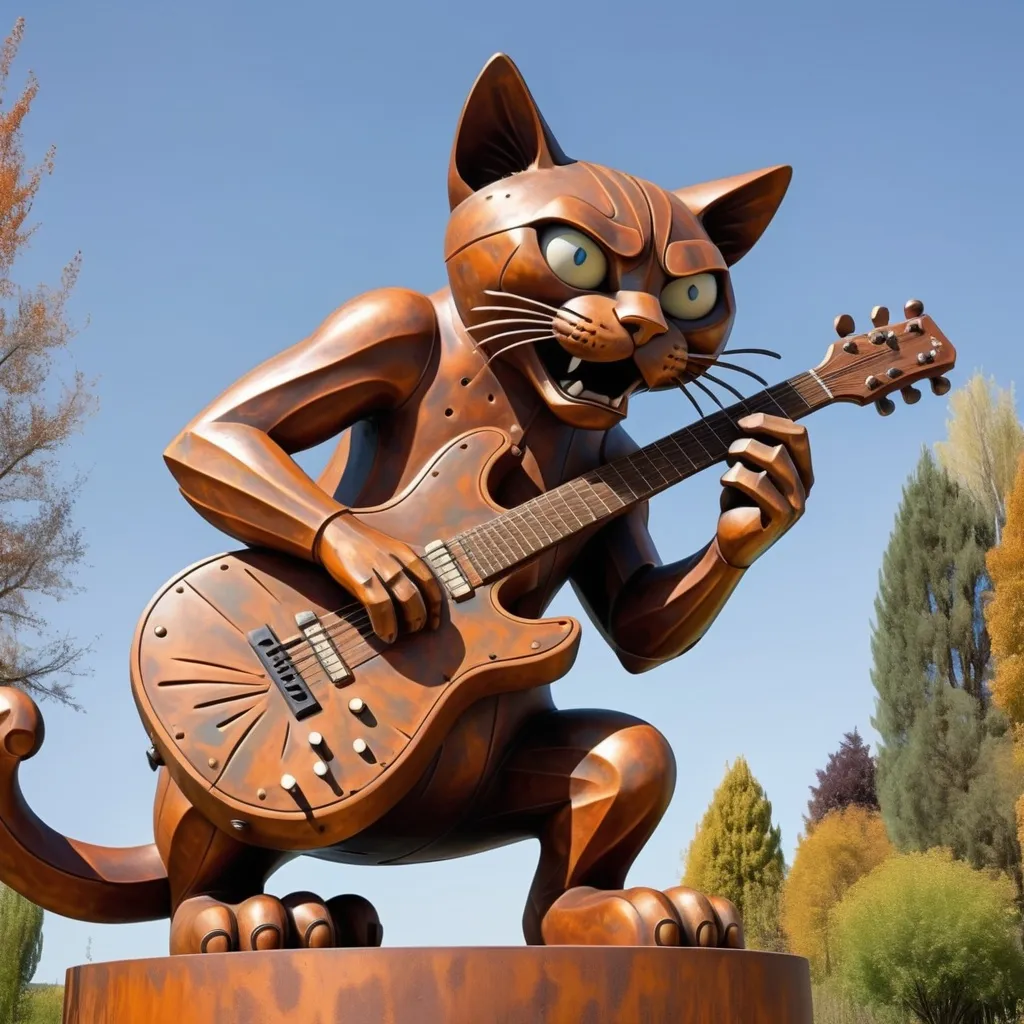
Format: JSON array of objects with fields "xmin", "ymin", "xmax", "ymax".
[{"xmin": 131, "ymin": 300, "xmax": 956, "ymax": 850}]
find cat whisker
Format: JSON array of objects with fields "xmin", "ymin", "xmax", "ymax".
[
  {"xmin": 480, "ymin": 332, "xmax": 553, "ymax": 369},
  {"xmin": 466, "ymin": 318, "xmax": 554, "ymax": 336},
  {"xmin": 685, "ymin": 375, "xmax": 728, "ymax": 412},
  {"xmin": 469, "ymin": 306, "xmax": 554, "ymax": 323},
  {"xmin": 472, "ymin": 326, "xmax": 555, "ymax": 348},
  {"xmin": 676, "ymin": 381, "xmax": 706, "ymax": 419},
  {"xmin": 688, "ymin": 348, "xmax": 782, "ymax": 361},
  {"xmin": 484, "ymin": 289, "xmax": 591, "ymax": 324},
  {"xmin": 699, "ymin": 371, "xmax": 747, "ymax": 403},
  {"xmin": 688, "ymin": 360, "xmax": 769, "ymax": 387}
]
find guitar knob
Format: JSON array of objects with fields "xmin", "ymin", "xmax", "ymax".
[
  {"xmin": 901, "ymin": 386, "xmax": 922, "ymax": 405},
  {"xmin": 875, "ymin": 396, "xmax": 896, "ymax": 416},
  {"xmin": 904, "ymin": 298, "xmax": 925, "ymax": 318},
  {"xmin": 870, "ymin": 305, "xmax": 890, "ymax": 327},
  {"xmin": 930, "ymin": 376, "xmax": 951, "ymax": 396},
  {"xmin": 834, "ymin": 313, "xmax": 855, "ymax": 337}
]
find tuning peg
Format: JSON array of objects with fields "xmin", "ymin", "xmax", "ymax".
[
  {"xmin": 904, "ymin": 298, "xmax": 925, "ymax": 318},
  {"xmin": 834, "ymin": 313, "xmax": 856, "ymax": 337},
  {"xmin": 929, "ymin": 376, "xmax": 951, "ymax": 396},
  {"xmin": 876, "ymin": 396, "xmax": 896, "ymax": 416},
  {"xmin": 870, "ymin": 306, "xmax": 890, "ymax": 327},
  {"xmin": 901, "ymin": 385, "xmax": 922, "ymax": 405}
]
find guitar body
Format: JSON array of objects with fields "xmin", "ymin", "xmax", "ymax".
[{"xmin": 131, "ymin": 428, "xmax": 582, "ymax": 851}]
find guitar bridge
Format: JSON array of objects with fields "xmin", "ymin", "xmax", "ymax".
[
  {"xmin": 248, "ymin": 625, "xmax": 322, "ymax": 720},
  {"xmin": 295, "ymin": 610, "xmax": 352, "ymax": 685},
  {"xmin": 424, "ymin": 540, "xmax": 473, "ymax": 601}
]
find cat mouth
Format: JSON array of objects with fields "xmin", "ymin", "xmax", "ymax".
[{"xmin": 536, "ymin": 340, "xmax": 641, "ymax": 408}]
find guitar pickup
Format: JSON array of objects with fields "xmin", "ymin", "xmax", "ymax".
[
  {"xmin": 248, "ymin": 625, "xmax": 322, "ymax": 720},
  {"xmin": 424, "ymin": 540, "xmax": 473, "ymax": 601},
  {"xmin": 295, "ymin": 610, "xmax": 353, "ymax": 685}
]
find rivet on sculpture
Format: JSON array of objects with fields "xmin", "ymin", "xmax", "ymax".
[{"xmin": 0, "ymin": 53, "xmax": 955, "ymax": 1023}]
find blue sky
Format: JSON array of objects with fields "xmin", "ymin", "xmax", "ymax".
[{"xmin": 9, "ymin": 0, "xmax": 1022, "ymax": 981}]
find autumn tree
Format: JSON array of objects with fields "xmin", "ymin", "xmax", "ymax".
[
  {"xmin": 806, "ymin": 730, "xmax": 879, "ymax": 828},
  {"xmin": 0, "ymin": 18, "xmax": 95, "ymax": 705},
  {"xmin": 781, "ymin": 806, "xmax": 892, "ymax": 979},
  {"xmin": 681, "ymin": 757, "xmax": 785, "ymax": 950},
  {"xmin": 0, "ymin": 881, "xmax": 43, "ymax": 1023},
  {"xmin": 935, "ymin": 372, "xmax": 1024, "ymax": 544},
  {"xmin": 987, "ymin": 452, "xmax": 1024, "ymax": 853},
  {"xmin": 835, "ymin": 850, "xmax": 1024, "ymax": 1023}
]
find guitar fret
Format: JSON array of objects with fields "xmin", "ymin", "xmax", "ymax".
[{"xmin": 508, "ymin": 508, "xmax": 546, "ymax": 551}]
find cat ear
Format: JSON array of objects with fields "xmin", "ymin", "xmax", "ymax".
[
  {"xmin": 447, "ymin": 54, "xmax": 572, "ymax": 211},
  {"xmin": 674, "ymin": 165, "xmax": 792, "ymax": 266}
]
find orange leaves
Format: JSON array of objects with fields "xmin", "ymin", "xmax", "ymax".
[
  {"xmin": 0, "ymin": 18, "xmax": 54, "ymax": 294},
  {"xmin": 987, "ymin": 454, "xmax": 1024, "ymax": 724},
  {"xmin": 780, "ymin": 806, "xmax": 892, "ymax": 979}
]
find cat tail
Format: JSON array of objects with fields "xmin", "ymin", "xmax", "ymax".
[{"xmin": 0, "ymin": 686, "xmax": 169, "ymax": 923}]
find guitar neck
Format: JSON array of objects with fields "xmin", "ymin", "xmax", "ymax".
[{"xmin": 449, "ymin": 370, "xmax": 834, "ymax": 584}]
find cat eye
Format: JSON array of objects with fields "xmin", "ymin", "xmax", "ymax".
[
  {"xmin": 660, "ymin": 273, "xmax": 718, "ymax": 321},
  {"xmin": 539, "ymin": 226, "xmax": 608, "ymax": 290}
]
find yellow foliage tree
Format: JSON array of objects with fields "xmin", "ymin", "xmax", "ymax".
[
  {"xmin": 780, "ymin": 806, "xmax": 893, "ymax": 979},
  {"xmin": 935, "ymin": 372, "xmax": 1024, "ymax": 544},
  {"xmin": 986, "ymin": 452, "xmax": 1024, "ymax": 851}
]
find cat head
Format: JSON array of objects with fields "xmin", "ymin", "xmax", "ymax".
[{"xmin": 443, "ymin": 54, "xmax": 791, "ymax": 431}]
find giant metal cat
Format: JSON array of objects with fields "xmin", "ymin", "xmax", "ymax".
[{"xmin": 0, "ymin": 54, "xmax": 813, "ymax": 954}]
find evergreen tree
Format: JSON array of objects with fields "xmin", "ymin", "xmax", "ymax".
[
  {"xmin": 0, "ymin": 882, "xmax": 43, "ymax": 1023},
  {"xmin": 871, "ymin": 450, "xmax": 1023, "ymax": 900},
  {"xmin": 806, "ymin": 729, "xmax": 878, "ymax": 828},
  {"xmin": 681, "ymin": 757, "xmax": 785, "ymax": 947}
]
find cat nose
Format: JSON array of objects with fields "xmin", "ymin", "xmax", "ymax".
[{"xmin": 614, "ymin": 292, "xmax": 668, "ymax": 347}]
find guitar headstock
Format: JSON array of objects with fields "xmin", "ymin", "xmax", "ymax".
[{"xmin": 814, "ymin": 299, "xmax": 956, "ymax": 415}]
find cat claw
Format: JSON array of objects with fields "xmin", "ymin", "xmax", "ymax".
[
  {"xmin": 540, "ymin": 885, "xmax": 744, "ymax": 948},
  {"xmin": 170, "ymin": 891, "xmax": 382, "ymax": 954}
]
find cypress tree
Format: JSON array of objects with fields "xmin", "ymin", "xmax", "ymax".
[
  {"xmin": 871, "ymin": 450, "xmax": 1022, "ymax": 897},
  {"xmin": 681, "ymin": 757, "xmax": 785, "ymax": 949}
]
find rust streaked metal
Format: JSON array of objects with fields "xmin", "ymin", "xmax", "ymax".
[
  {"xmin": 0, "ymin": 48, "xmax": 954, "ymax": 975},
  {"xmin": 63, "ymin": 947, "xmax": 813, "ymax": 1023}
]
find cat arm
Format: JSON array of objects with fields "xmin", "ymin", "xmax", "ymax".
[
  {"xmin": 570, "ymin": 416, "xmax": 812, "ymax": 674},
  {"xmin": 163, "ymin": 287, "xmax": 443, "ymax": 642}
]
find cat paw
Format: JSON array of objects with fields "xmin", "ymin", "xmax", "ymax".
[
  {"xmin": 540, "ymin": 885, "xmax": 743, "ymax": 948},
  {"xmin": 170, "ymin": 891, "xmax": 382, "ymax": 954}
]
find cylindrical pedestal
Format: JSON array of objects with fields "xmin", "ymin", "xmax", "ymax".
[{"xmin": 64, "ymin": 946, "xmax": 813, "ymax": 1023}]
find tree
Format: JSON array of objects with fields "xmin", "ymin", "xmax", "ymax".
[
  {"xmin": 806, "ymin": 730, "xmax": 879, "ymax": 828},
  {"xmin": 835, "ymin": 850, "xmax": 1024, "ymax": 1023},
  {"xmin": 0, "ymin": 881, "xmax": 43, "ymax": 1023},
  {"xmin": 869, "ymin": 452, "xmax": 1023, "ymax": 881},
  {"xmin": 0, "ymin": 18, "xmax": 95, "ymax": 705},
  {"xmin": 935, "ymin": 372, "xmax": 1024, "ymax": 545},
  {"xmin": 781, "ymin": 807, "xmax": 892, "ymax": 980},
  {"xmin": 681, "ymin": 757, "xmax": 785, "ymax": 948},
  {"xmin": 986, "ymin": 453, "xmax": 1024, "ymax": 855}
]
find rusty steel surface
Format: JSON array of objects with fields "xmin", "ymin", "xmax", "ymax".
[
  {"xmin": 0, "ymin": 49, "xmax": 953, "ymax": 973},
  {"xmin": 63, "ymin": 947, "xmax": 814, "ymax": 1023}
]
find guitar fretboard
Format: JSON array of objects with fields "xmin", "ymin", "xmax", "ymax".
[{"xmin": 452, "ymin": 371, "xmax": 832, "ymax": 582}]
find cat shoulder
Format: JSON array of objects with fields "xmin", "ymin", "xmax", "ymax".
[{"xmin": 308, "ymin": 287, "xmax": 439, "ymax": 364}]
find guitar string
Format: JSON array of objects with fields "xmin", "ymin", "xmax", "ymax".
[{"xmin": 282, "ymin": 353, "xmax": 924, "ymax": 670}]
